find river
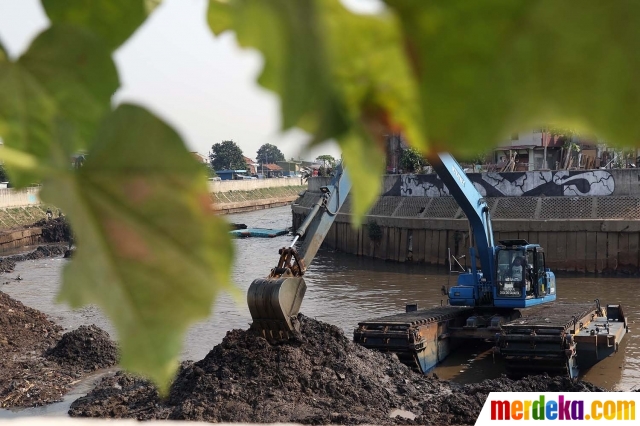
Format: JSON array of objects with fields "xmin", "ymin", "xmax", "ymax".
[{"xmin": 1, "ymin": 206, "xmax": 639, "ymax": 397}]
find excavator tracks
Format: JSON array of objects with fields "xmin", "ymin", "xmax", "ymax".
[
  {"xmin": 496, "ymin": 302, "xmax": 627, "ymax": 378},
  {"xmin": 355, "ymin": 302, "xmax": 627, "ymax": 379},
  {"xmin": 354, "ymin": 306, "xmax": 474, "ymax": 373},
  {"xmin": 495, "ymin": 302, "xmax": 597, "ymax": 378}
]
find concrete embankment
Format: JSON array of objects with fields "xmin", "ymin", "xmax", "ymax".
[
  {"xmin": 0, "ymin": 181, "xmax": 304, "ymax": 252},
  {"xmin": 0, "ymin": 206, "xmax": 52, "ymax": 253},
  {"xmin": 212, "ymin": 184, "xmax": 306, "ymax": 214},
  {"xmin": 293, "ymin": 170, "xmax": 640, "ymax": 274}
]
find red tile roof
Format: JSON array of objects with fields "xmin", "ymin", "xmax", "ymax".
[{"xmin": 263, "ymin": 163, "xmax": 283, "ymax": 171}]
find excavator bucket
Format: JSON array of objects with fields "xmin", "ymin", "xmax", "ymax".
[{"xmin": 247, "ymin": 276, "xmax": 307, "ymax": 339}]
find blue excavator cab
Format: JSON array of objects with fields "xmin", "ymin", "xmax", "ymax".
[
  {"xmin": 428, "ymin": 153, "xmax": 557, "ymax": 310},
  {"xmin": 448, "ymin": 242, "xmax": 557, "ymax": 308}
]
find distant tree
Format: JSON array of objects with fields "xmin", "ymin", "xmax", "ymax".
[
  {"xmin": 315, "ymin": 155, "xmax": 336, "ymax": 169},
  {"xmin": 256, "ymin": 143, "xmax": 285, "ymax": 164},
  {"xmin": 209, "ymin": 140, "xmax": 246, "ymax": 171},
  {"xmin": 400, "ymin": 148, "xmax": 426, "ymax": 173}
]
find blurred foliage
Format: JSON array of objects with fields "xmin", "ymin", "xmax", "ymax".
[
  {"xmin": 400, "ymin": 147, "xmax": 425, "ymax": 173},
  {"xmin": 2, "ymin": 0, "xmax": 640, "ymax": 392}
]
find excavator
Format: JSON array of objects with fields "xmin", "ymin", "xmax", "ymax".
[{"xmin": 247, "ymin": 153, "xmax": 628, "ymax": 379}]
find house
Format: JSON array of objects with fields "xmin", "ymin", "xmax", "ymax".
[
  {"xmin": 276, "ymin": 160, "xmax": 302, "ymax": 176},
  {"xmin": 495, "ymin": 130, "xmax": 608, "ymax": 171},
  {"xmin": 261, "ymin": 163, "xmax": 283, "ymax": 178},
  {"xmin": 215, "ymin": 169, "xmax": 249, "ymax": 180},
  {"xmin": 244, "ymin": 156, "xmax": 259, "ymax": 175}
]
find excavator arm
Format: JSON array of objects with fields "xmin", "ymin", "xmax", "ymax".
[
  {"xmin": 427, "ymin": 153, "xmax": 496, "ymax": 286},
  {"xmin": 247, "ymin": 162, "xmax": 351, "ymax": 339}
]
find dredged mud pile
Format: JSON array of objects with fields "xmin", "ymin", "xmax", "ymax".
[
  {"xmin": 46, "ymin": 325, "xmax": 118, "ymax": 371},
  {"xmin": 0, "ymin": 292, "xmax": 118, "ymax": 408},
  {"xmin": 0, "ymin": 245, "xmax": 67, "ymax": 274},
  {"xmin": 29, "ymin": 217, "xmax": 72, "ymax": 243},
  {"xmin": 69, "ymin": 315, "xmax": 603, "ymax": 425}
]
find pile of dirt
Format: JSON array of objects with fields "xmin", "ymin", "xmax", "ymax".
[
  {"xmin": 417, "ymin": 375, "xmax": 603, "ymax": 425},
  {"xmin": 0, "ymin": 292, "xmax": 118, "ymax": 408},
  {"xmin": 29, "ymin": 217, "xmax": 71, "ymax": 243},
  {"xmin": 69, "ymin": 315, "xmax": 604, "ymax": 425},
  {"xmin": 0, "ymin": 245, "xmax": 67, "ymax": 274},
  {"xmin": 0, "ymin": 258, "xmax": 16, "ymax": 273},
  {"xmin": 46, "ymin": 325, "xmax": 118, "ymax": 371}
]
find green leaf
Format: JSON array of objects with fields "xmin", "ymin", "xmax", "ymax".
[
  {"xmin": 40, "ymin": 104, "xmax": 234, "ymax": 393},
  {"xmin": 0, "ymin": 26, "xmax": 118, "ymax": 186},
  {"xmin": 145, "ymin": 0, "xmax": 163, "ymax": 14},
  {"xmin": 41, "ymin": 0, "xmax": 148, "ymax": 51},
  {"xmin": 208, "ymin": 0, "xmax": 422, "ymax": 222},
  {"xmin": 385, "ymin": 0, "xmax": 640, "ymax": 152},
  {"xmin": 207, "ymin": 0, "xmax": 350, "ymax": 143},
  {"xmin": 340, "ymin": 128, "xmax": 385, "ymax": 225}
]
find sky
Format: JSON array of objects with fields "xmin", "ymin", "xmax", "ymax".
[{"xmin": 0, "ymin": 0, "xmax": 384, "ymax": 162}]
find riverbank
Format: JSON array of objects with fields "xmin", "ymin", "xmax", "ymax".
[{"xmin": 212, "ymin": 185, "xmax": 305, "ymax": 214}]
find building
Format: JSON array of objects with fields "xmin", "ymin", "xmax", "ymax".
[
  {"xmin": 494, "ymin": 130, "xmax": 599, "ymax": 171},
  {"xmin": 261, "ymin": 163, "xmax": 283, "ymax": 178},
  {"xmin": 244, "ymin": 156, "xmax": 259, "ymax": 175},
  {"xmin": 215, "ymin": 169, "xmax": 249, "ymax": 180},
  {"xmin": 276, "ymin": 160, "xmax": 302, "ymax": 176}
]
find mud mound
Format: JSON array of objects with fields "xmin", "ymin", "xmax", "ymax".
[
  {"xmin": 71, "ymin": 315, "xmax": 442, "ymax": 423},
  {"xmin": 12, "ymin": 245, "xmax": 67, "ymax": 261},
  {"xmin": 0, "ymin": 291, "xmax": 62, "ymax": 353},
  {"xmin": 0, "ymin": 291, "xmax": 64, "ymax": 408},
  {"xmin": 0, "ymin": 292, "xmax": 117, "ymax": 408},
  {"xmin": 46, "ymin": 325, "xmax": 118, "ymax": 371},
  {"xmin": 0, "ymin": 258, "xmax": 16, "ymax": 273},
  {"xmin": 0, "ymin": 245, "xmax": 67, "ymax": 274},
  {"xmin": 69, "ymin": 315, "xmax": 604, "ymax": 425},
  {"xmin": 30, "ymin": 217, "xmax": 71, "ymax": 243},
  {"xmin": 418, "ymin": 375, "xmax": 603, "ymax": 425}
]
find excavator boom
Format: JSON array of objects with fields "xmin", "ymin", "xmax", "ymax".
[{"xmin": 247, "ymin": 162, "xmax": 351, "ymax": 339}]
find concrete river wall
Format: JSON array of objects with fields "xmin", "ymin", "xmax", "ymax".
[
  {"xmin": 211, "ymin": 182, "xmax": 306, "ymax": 214},
  {"xmin": 292, "ymin": 169, "xmax": 640, "ymax": 274}
]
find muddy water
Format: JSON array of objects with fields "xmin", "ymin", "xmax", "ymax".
[{"xmin": 1, "ymin": 206, "xmax": 639, "ymax": 392}]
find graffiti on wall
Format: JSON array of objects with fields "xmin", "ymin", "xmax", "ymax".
[{"xmin": 393, "ymin": 170, "xmax": 615, "ymax": 197}]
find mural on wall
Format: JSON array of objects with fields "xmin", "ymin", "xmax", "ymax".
[{"xmin": 391, "ymin": 170, "xmax": 615, "ymax": 197}]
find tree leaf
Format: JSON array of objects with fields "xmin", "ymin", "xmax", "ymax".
[
  {"xmin": 385, "ymin": 0, "xmax": 640, "ymax": 152},
  {"xmin": 41, "ymin": 0, "xmax": 148, "ymax": 51},
  {"xmin": 340, "ymin": 128, "xmax": 385, "ymax": 225},
  {"xmin": 207, "ymin": 0, "xmax": 350, "ymax": 144},
  {"xmin": 145, "ymin": 0, "xmax": 163, "ymax": 14},
  {"xmin": 40, "ymin": 104, "xmax": 234, "ymax": 393},
  {"xmin": 0, "ymin": 26, "xmax": 118, "ymax": 186},
  {"xmin": 208, "ymin": 0, "xmax": 422, "ymax": 222}
]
